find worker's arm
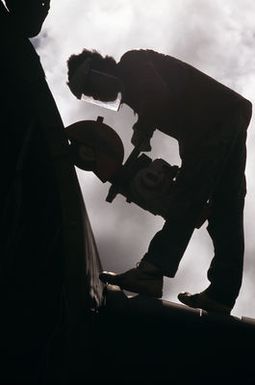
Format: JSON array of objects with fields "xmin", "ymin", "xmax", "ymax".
[
  {"xmin": 132, "ymin": 61, "xmax": 169, "ymax": 150},
  {"xmin": 119, "ymin": 51, "xmax": 170, "ymax": 151},
  {"xmin": 131, "ymin": 121, "xmax": 154, "ymax": 151}
]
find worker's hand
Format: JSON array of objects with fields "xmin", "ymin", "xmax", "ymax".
[{"xmin": 131, "ymin": 122, "xmax": 154, "ymax": 152}]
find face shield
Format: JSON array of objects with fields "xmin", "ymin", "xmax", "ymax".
[
  {"xmin": 68, "ymin": 58, "xmax": 122, "ymax": 112},
  {"xmin": 81, "ymin": 92, "xmax": 121, "ymax": 112}
]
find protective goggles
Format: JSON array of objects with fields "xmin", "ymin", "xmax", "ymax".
[{"xmin": 68, "ymin": 58, "xmax": 121, "ymax": 111}]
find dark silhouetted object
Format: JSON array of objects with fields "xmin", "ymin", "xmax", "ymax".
[{"xmin": 0, "ymin": 2, "xmax": 103, "ymax": 384}]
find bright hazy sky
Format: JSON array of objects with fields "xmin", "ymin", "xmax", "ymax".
[{"xmin": 33, "ymin": 0, "xmax": 255, "ymax": 318}]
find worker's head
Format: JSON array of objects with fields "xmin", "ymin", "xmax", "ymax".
[
  {"xmin": 5, "ymin": 0, "xmax": 50, "ymax": 37},
  {"xmin": 67, "ymin": 49, "xmax": 122, "ymax": 102}
]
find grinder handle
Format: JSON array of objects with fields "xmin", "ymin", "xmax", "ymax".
[{"xmin": 105, "ymin": 136, "xmax": 151, "ymax": 202}]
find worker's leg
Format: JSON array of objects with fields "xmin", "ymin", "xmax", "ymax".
[
  {"xmin": 142, "ymin": 217, "xmax": 195, "ymax": 277},
  {"xmin": 178, "ymin": 103, "xmax": 251, "ymax": 311},
  {"xmin": 205, "ymin": 128, "xmax": 247, "ymax": 307}
]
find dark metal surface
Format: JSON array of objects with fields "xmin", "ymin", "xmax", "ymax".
[{"xmin": 92, "ymin": 287, "xmax": 255, "ymax": 385}]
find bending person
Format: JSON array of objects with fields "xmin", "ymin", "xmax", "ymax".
[{"xmin": 67, "ymin": 48, "xmax": 252, "ymax": 315}]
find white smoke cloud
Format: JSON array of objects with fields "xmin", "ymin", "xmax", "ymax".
[{"xmin": 34, "ymin": 0, "xmax": 255, "ymax": 318}]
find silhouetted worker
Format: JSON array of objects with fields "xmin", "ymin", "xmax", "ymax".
[
  {"xmin": 67, "ymin": 48, "xmax": 252, "ymax": 315},
  {"xmin": 0, "ymin": 1, "xmax": 69, "ymax": 382}
]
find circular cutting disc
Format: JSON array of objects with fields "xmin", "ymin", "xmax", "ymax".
[{"xmin": 65, "ymin": 118, "xmax": 124, "ymax": 182}]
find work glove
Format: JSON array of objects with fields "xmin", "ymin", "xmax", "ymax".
[{"xmin": 131, "ymin": 121, "xmax": 154, "ymax": 152}]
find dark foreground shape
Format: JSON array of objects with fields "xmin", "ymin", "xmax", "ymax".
[
  {"xmin": 44, "ymin": 280, "xmax": 255, "ymax": 385},
  {"xmin": 97, "ymin": 287, "xmax": 255, "ymax": 385},
  {"xmin": 44, "ymin": 231, "xmax": 255, "ymax": 385}
]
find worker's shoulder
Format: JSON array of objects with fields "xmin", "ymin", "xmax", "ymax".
[
  {"xmin": 119, "ymin": 49, "xmax": 185, "ymax": 70},
  {"xmin": 119, "ymin": 49, "xmax": 160, "ymax": 63}
]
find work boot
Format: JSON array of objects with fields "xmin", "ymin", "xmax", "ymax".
[
  {"xmin": 178, "ymin": 291, "xmax": 232, "ymax": 315},
  {"xmin": 99, "ymin": 261, "xmax": 163, "ymax": 298}
]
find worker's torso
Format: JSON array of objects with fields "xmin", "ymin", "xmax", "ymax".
[{"xmin": 118, "ymin": 49, "xmax": 250, "ymax": 156}]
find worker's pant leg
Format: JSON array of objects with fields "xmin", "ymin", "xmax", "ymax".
[{"xmin": 205, "ymin": 127, "xmax": 247, "ymax": 307}]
